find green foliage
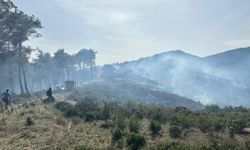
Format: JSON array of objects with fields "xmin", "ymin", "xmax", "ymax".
[
  {"xmin": 115, "ymin": 111, "xmax": 127, "ymax": 130},
  {"xmin": 102, "ymin": 102, "xmax": 110, "ymax": 124},
  {"xmin": 169, "ymin": 125, "xmax": 182, "ymax": 138},
  {"xmin": 245, "ymin": 140, "xmax": 250, "ymax": 150},
  {"xmin": 208, "ymin": 136, "xmax": 245, "ymax": 150},
  {"xmin": 126, "ymin": 133, "xmax": 146, "ymax": 150},
  {"xmin": 196, "ymin": 116, "xmax": 212, "ymax": 133},
  {"xmin": 55, "ymin": 101, "xmax": 73, "ymax": 113},
  {"xmin": 25, "ymin": 116, "xmax": 34, "ymax": 126},
  {"xmin": 111, "ymin": 128, "xmax": 123, "ymax": 143},
  {"xmin": 229, "ymin": 119, "xmax": 246, "ymax": 134},
  {"xmin": 42, "ymin": 97, "xmax": 55, "ymax": 104},
  {"xmin": 156, "ymin": 142, "xmax": 193, "ymax": 150},
  {"xmin": 205, "ymin": 104, "xmax": 221, "ymax": 113},
  {"xmin": 53, "ymin": 92, "xmax": 250, "ymax": 149},
  {"xmin": 149, "ymin": 120, "xmax": 161, "ymax": 136},
  {"xmin": 67, "ymin": 99, "xmax": 101, "ymax": 121},
  {"xmin": 151, "ymin": 108, "xmax": 168, "ymax": 123},
  {"xmin": 128, "ymin": 114, "xmax": 140, "ymax": 133}
]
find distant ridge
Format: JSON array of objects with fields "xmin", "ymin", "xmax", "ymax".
[
  {"xmin": 101, "ymin": 46, "xmax": 250, "ymax": 107},
  {"xmin": 205, "ymin": 46, "xmax": 250, "ymax": 66}
]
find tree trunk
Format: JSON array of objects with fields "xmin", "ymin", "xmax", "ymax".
[
  {"xmin": 18, "ymin": 42, "xmax": 24, "ymax": 94},
  {"xmin": 10, "ymin": 79, "xmax": 14, "ymax": 93},
  {"xmin": 90, "ymin": 65, "xmax": 93, "ymax": 80},
  {"xmin": 66, "ymin": 68, "xmax": 70, "ymax": 81},
  {"xmin": 82, "ymin": 66, "xmax": 85, "ymax": 82},
  {"xmin": 18, "ymin": 64, "xmax": 24, "ymax": 94},
  {"xmin": 21, "ymin": 64, "xmax": 29, "ymax": 94}
]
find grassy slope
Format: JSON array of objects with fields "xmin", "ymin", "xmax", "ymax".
[
  {"xmin": 0, "ymin": 100, "xmax": 111, "ymax": 150},
  {"xmin": 0, "ymin": 97, "xmax": 209, "ymax": 150},
  {"xmin": 0, "ymin": 94, "xmax": 248, "ymax": 149}
]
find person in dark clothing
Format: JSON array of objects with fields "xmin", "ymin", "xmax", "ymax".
[
  {"xmin": 47, "ymin": 87, "xmax": 52, "ymax": 98},
  {"xmin": 46, "ymin": 87, "xmax": 54, "ymax": 102},
  {"xmin": 2, "ymin": 89, "xmax": 11, "ymax": 109}
]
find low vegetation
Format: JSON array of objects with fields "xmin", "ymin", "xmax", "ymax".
[{"xmin": 0, "ymin": 93, "xmax": 250, "ymax": 149}]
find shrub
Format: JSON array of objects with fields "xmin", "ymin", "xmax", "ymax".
[
  {"xmin": 128, "ymin": 114, "xmax": 140, "ymax": 133},
  {"xmin": 115, "ymin": 111, "xmax": 126, "ymax": 130},
  {"xmin": 197, "ymin": 116, "xmax": 212, "ymax": 133},
  {"xmin": 55, "ymin": 101, "xmax": 73, "ymax": 113},
  {"xmin": 25, "ymin": 116, "xmax": 34, "ymax": 126},
  {"xmin": 126, "ymin": 133, "xmax": 146, "ymax": 150},
  {"xmin": 229, "ymin": 119, "xmax": 246, "ymax": 134},
  {"xmin": 209, "ymin": 137, "xmax": 244, "ymax": 150},
  {"xmin": 111, "ymin": 128, "xmax": 123, "ymax": 143},
  {"xmin": 151, "ymin": 108, "xmax": 167, "ymax": 123},
  {"xmin": 29, "ymin": 102, "xmax": 36, "ymax": 106},
  {"xmin": 156, "ymin": 142, "xmax": 192, "ymax": 150},
  {"xmin": 149, "ymin": 120, "xmax": 161, "ymax": 136},
  {"xmin": 102, "ymin": 102, "xmax": 110, "ymax": 125},
  {"xmin": 42, "ymin": 97, "xmax": 55, "ymax": 104},
  {"xmin": 169, "ymin": 125, "xmax": 182, "ymax": 138},
  {"xmin": 170, "ymin": 112, "xmax": 191, "ymax": 129},
  {"xmin": 245, "ymin": 140, "xmax": 250, "ymax": 150},
  {"xmin": 74, "ymin": 100, "xmax": 101, "ymax": 121},
  {"xmin": 85, "ymin": 111, "xmax": 98, "ymax": 122}
]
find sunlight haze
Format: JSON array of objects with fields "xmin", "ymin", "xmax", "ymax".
[{"xmin": 13, "ymin": 0, "xmax": 250, "ymax": 64}]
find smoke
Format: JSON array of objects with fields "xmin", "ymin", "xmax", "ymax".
[{"xmin": 101, "ymin": 49, "xmax": 250, "ymax": 107}]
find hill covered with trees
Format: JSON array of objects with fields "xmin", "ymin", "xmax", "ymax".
[{"xmin": 101, "ymin": 48, "xmax": 250, "ymax": 107}]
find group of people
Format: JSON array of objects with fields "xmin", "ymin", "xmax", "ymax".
[{"xmin": 1, "ymin": 88, "xmax": 54, "ymax": 110}]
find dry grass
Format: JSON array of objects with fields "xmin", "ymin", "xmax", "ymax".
[
  {"xmin": 0, "ymin": 96, "xmax": 248, "ymax": 150},
  {"xmin": 0, "ymin": 100, "xmax": 111, "ymax": 150}
]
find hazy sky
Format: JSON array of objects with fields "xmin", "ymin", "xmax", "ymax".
[{"xmin": 12, "ymin": 0, "xmax": 250, "ymax": 65}]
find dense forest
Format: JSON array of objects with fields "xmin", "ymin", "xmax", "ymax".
[{"xmin": 0, "ymin": 0, "xmax": 97, "ymax": 95}]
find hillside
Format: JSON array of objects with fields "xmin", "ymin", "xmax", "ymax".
[
  {"xmin": 0, "ymin": 94, "xmax": 250, "ymax": 149},
  {"xmin": 101, "ymin": 47, "xmax": 250, "ymax": 107},
  {"xmin": 205, "ymin": 47, "xmax": 250, "ymax": 67},
  {"xmin": 70, "ymin": 80, "xmax": 203, "ymax": 110}
]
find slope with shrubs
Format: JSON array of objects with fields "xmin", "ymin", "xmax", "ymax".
[
  {"xmin": 69, "ymin": 80, "xmax": 203, "ymax": 110},
  {"xmin": 0, "ymin": 93, "xmax": 250, "ymax": 150}
]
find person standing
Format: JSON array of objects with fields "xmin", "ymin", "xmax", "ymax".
[
  {"xmin": 2, "ymin": 89, "xmax": 11, "ymax": 109},
  {"xmin": 46, "ymin": 87, "xmax": 54, "ymax": 101}
]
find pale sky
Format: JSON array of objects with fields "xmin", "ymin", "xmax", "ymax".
[{"xmin": 12, "ymin": 0, "xmax": 250, "ymax": 65}]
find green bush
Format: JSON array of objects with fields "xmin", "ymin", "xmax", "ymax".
[
  {"xmin": 245, "ymin": 140, "xmax": 250, "ymax": 150},
  {"xmin": 128, "ymin": 114, "xmax": 140, "ymax": 133},
  {"xmin": 197, "ymin": 116, "xmax": 212, "ymax": 133},
  {"xmin": 102, "ymin": 102, "xmax": 111, "ymax": 125},
  {"xmin": 25, "ymin": 116, "xmax": 34, "ymax": 126},
  {"xmin": 156, "ymin": 142, "xmax": 192, "ymax": 150},
  {"xmin": 72, "ymin": 100, "xmax": 101, "ymax": 121},
  {"xmin": 111, "ymin": 128, "xmax": 123, "ymax": 143},
  {"xmin": 55, "ymin": 101, "xmax": 73, "ymax": 113},
  {"xmin": 115, "ymin": 111, "xmax": 126, "ymax": 130},
  {"xmin": 126, "ymin": 133, "xmax": 146, "ymax": 150},
  {"xmin": 149, "ymin": 120, "xmax": 161, "ymax": 136},
  {"xmin": 169, "ymin": 125, "xmax": 182, "ymax": 138}
]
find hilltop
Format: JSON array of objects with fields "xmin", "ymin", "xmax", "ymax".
[{"xmin": 101, "ymin": 47, "xmax": 250, "ymax": 107}]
